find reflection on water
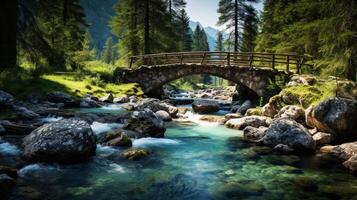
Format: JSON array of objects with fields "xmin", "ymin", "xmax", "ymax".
[{"xmin": 11, "ymin": 117, "xmax": 357, "ymax": 200}]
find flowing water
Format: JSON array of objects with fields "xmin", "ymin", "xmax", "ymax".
[{"xmin": 6, "ymin": 106, "xmax": 357, "ymax": 200}]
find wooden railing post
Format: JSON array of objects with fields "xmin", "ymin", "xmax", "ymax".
[
  {"xmin": 286, "ymin": 55, "xmax": 290, "ymax": 73},
  {"xmin": 129, "ymin": 57, "xmax": 133, "ymax": 69},
  {"xmin": 200, "ymin": 52, "xmax": 206, "ymax": 64},
  {"xmin": 272, "ymin": 54, "xmax": 275, "ymax": 69},
  {"xmin": 180, "ymin": 53, "xmax": 184, "ymax": 64},
  {"xmin": 227, "ymin": 52, "xmax": 230, "ymax": 66},
  {"xmin": 249, "ymin": 53, "xmax": 254, "ymax": 67}
]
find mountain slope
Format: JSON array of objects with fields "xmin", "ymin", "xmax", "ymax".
[{"xmin": 189, "ymin": 21, "xmax": 223, "ymax": 51}]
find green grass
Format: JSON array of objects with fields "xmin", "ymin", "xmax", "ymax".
[{"xmin": 0, "ymin": 67, "xmax": 143, "ymax": 99}]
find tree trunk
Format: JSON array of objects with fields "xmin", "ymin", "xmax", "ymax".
[
  {"xmin": 0, "ymin": 0, "xmax": 18, "ymax": 68},
  {"xmin": 234, "ymin": 0, "xmax": 239, "ymax": 52},
  {"xmin": 144, "ymin": 0, "xmax": 150, "ymax": 54}
]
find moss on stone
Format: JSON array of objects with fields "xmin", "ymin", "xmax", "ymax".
[{"xmin": 245, "ymin": 108, "xmax": 263, "ymax": 116}]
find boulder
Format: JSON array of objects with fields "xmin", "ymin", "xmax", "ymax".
[
  {"xmin": 100, "ymin": 129, "xmax": 132, "ymax": 147},
  {"xmin": 313, "ymin": 132, "xmax": 333, "ymax": 146},
  {"xmin": 343, "ymin": 155, "xmax": 357, "ymax": 173},
  {"xmin": 121, "ymin": 148, "xmax": 149, "ymax": 160},
  {"xmin": 155, "ymin": 110, "xmax": 172, "ymax": 122},
  {"xmin": 306, "ymin": 98, "xmax": 357, "ymax": 142},
  {"xmin": 129, "ymin": 96, "xmax": 138, "ymax": 103},
  {"xmin": 243, "ymin": 126, "xmax": 268, "ymax": 142},
  {"xmin": 113, "ymin": 96, "xmax": 129, "ymax": 104},
  {"xmin": 124, "ymin": 109, "xmax": 166, "ymax": 138},
  {"xmin": 275, "ymin": 105, "xmax": 305, "ymax": 121},
  {"xmin": 261, "ymin": 103, "xmax": 277, "ymax": 117},
  {"xmin": 236, "ymin": 100, "xmax": 253, "ymax": 115},
  {"xmin": 225, "ymin": 116, "xmax": 271, "ymax": 130},
  {"xmin": 13, "ymin": 106, "xmax": 40, "ymax": 119},
  {"xmin": 23, "ymin": 119, "xmax": 97, "ymax": 163},
  {"xmin": 0, "ymin": 166, "xmax": 18, "ymax": 179},
  {"xmin": 192, "ymin": 100, "xmax": 219, "ymax": 114},
  {"xmin": 100, "ymin": 93, "xmax": 114, "ymax": 103},
  {"xmin": 0, "ymin": 174, "xmax": 16, "ymax": 196},
  {"xmin": 80, "ymin": 97, "xmax": 101, "ymax": 108},
  {"xmin": 135, "ymin": 98, "xmax": 178, "ymax": 117},
  {"xmin": 0, "ymin": 90, "xmax": 14, "ymax": 106},
  {"xmin": 262, "ymin": 119, "xmax": 316, "ymax": 152},
  {"xmin": 320, "ymin": 142, "xmax": 357, "ymax": 172},
  {"xmin": 224, "ymin": 113, "xmax": 242, "ymax": 120},
  {"xmin": 47, "ymin": 91, "xmax": 79, "ymax": 107},
  {"xmin": 245, "ymin": 108, "xmax": 262, "ymax": 116},
  {"xmin": 199, "ymin": 115, "xmax": 226, "ymax": 124},
  {"xmin": 177, "ymin": 107, "xmax": 190, "ymax": 114},
  {"xmin": 273, "ymin": 144, "xmax": 295, "ymax": 154}
]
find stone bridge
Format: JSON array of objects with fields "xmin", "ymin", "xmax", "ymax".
[{"xmin": 115, "ymin": 52, "xmax": 305, "ymax": 98}]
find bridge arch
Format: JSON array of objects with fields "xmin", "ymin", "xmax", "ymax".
[{"xmin": 116, "ymin": 64, "xmax": 286, "ymax": 98}]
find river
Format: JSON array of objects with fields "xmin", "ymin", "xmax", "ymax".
[{"xmin": 2, "ymin": 105, "xmax": 357, "ymax": 200}]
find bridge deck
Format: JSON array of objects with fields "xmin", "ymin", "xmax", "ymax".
[{"xmin": 130, "ymin": 51, "xmax": 306, "ymax": 74}]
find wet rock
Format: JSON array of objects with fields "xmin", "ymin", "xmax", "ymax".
[
  {"xmin": 243, "ymin": 126, "xmax": 268, "ymax": 142},
  {"xmin": 155, "ymin": 110, "xmax": 172, "ymax": 122},
  {"xmin": 225, "ymin": 116, "xmax": 271, "ymax": 130},
  {"xmin": 225, "ymin": 113, "xmax": 242, "ymax": 120},
  {"xmin": 124, "ymin": 109, "xmax": 166, "ymax": 138},
  {"xmin": 99, "ymin": 93, "xmax": 114, "ymax": 103},
  {"xmin": 0, "ymin": 121, "xmax": 37, "ymax": 135},
  {"xmin": 13, "ymin": 106, "xmax": 40, "ymax": 119},
  {"xmin": 47, "ymin": 91, "xmax": 79, "ymax": 107},
  {"xmin": 199, "ymin": 115, "xmax": 226, "ymax": 124},
  {"xmin": 23, "ymin": 118, "xmax": 97, "ymax": 163},
  {"xmin": 113, "ymin": 96, "xmax": 129, "ymax": 103},
  {"xmin": 135, "ymin": 98, "xmax": 178, "ymax": 117},
  {"xmin": 121, "ymin": 148, "xmax": 149, "ymax": 160},
  {"xmin": 305, "ymin": 98, "xmax": 357, "ymax": 142},
  {"xmin": 0, "ymin": 165, "xmax": 18, "ymax": 179},
  {"xmin": 0, "ymin": 90, "xmax": 14, "ymax": 106},
  {"xmin": 343, "ymin": 155, "xmax": 357, "ymax": 173},
  {"xmin": 275, "ymin": 105, "xmax": 305, "ymax": 121},
  {"xmin": 262, "ymin": 119, "xmax": 316, "ymax": 152},
  {"xmin": 0, "ymin": 174, "xmax": 16, "ymax": 196},
  {"xmin": 273, "ymin": 144, "xmax": 295, "ymax": 154},
  {"xmin": 100, "ymin": 129, "xmax": 132, "ymax": 147},
  {"xmin": 192, "ymin": 100, "xmax": 219, "ymax": 114},
  {"xmin": 129, "ymin": 96, "xmax": 138, "ymax": 103},
  {"xmin": 236, "ymin": 100, "xmax": 253, "ymax": 115},
  {"xmin": 177, "ymin": 107, "xmax": 190, "ymax": 114},
  {"xmin": 0, "ymin": 125, "xmax": 5, "ymax": 134},
  {"xmin": 80, "ymin": 97, "xmax": 101, "ymax": 108},
  {"xmin": 313, "ymin": 132, "xmax": 333, "ymax": 146}
]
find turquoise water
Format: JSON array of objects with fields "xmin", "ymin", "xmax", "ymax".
[{"xmin": 10, "ymin": 117, "xmax": 357, "ymax": 200}]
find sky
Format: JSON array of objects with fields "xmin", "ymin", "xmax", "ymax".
[{"xmin": 186, "ymin": 0, "xmax": 263, "ymax": 30}]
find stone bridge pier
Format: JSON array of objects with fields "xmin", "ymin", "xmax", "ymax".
[{"xmin": 115, "ymin": 64, "xmax": 288, "ymax": 99}]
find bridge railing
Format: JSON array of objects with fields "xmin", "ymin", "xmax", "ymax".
[{"xmin": 129, "ymin": 51, "xmax": 306, "ymax": 74}]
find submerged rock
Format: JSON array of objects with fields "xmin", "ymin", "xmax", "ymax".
[
  {"xmin": 124, "ymin": 109, "xmax": 166, "ymax": 138},
  {"xmin": 121, "ymin": 148, "xmax": 149, "ymax": 160},
  {"xmin": 47, "ymin": 91, "xmax": 79, "ymax": 107},
  {"xmin": 192, "ymin": 100, "xmax": 219, "ymax": 114},
  {"xmin": 225, "ymin": 116, "xmax": 271, "ymax": 130},
  {"xmin": 23, "ymin": 118, "xmax": 97, "ymax": 163},
  {"xmin": 306, "ymin": 98, "xmax": 357, "ymax": 142},
  {"xmin": 0, "ymin": 166, "xmax": 18, "ymax": 179},
  {"xmin": 262, "ymin": 119, "xmax": 316, "ymax": 152},
  {"xmin": 200, "ymin": 115, "xmax": 226, "ymax": 124}
]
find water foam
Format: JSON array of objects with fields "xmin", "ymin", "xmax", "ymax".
[
  {"xmin": 133, "ymin": 138, "xmax": 180, "ymax": 148},
  {"xmin": 0, "ymin": 142, "xmax": 21, "ymax": 156},
  {"xmin": 18, "ymin": 164, "xmax": 60, "ymax": 177},
  {"xmin": 91, "ymin": 122, "xmax": 124, "ymax": 135},
  {"xmin": 108, "ymin": 163, "xmax": 125, "ymax": 173},
  {"xmin": 40, "ymin": 115, "xmax": 63, "ymax": 123}
]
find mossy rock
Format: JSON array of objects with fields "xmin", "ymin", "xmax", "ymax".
[
  {"xmin": 121, "ymin": 148, "xmax": 149, "ymax": 160},
  {"xmin": 245, "ymin": 108, "xmax": 263, "ymax": 116}
]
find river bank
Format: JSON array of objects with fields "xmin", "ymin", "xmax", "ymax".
[{"xmin": 0, "ymin": 75, "xmax": 356, "ymax": 199}]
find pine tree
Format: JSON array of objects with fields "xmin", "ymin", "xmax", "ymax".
[
  {"xmin": 192, "ymin": 25, "xmax": 209, "ymax": 51},
  {"xmin": 176, "ymin": 9, "xmax": 192, "ymax": 51},
  {"xmin": 166, "ymin": 0, "xmax": 186, "ymax": 19},
  {"xmin": 240, "ymin": 4, "xmax": 258, "ymax": 52},
  {"xmin": 101, "ymin": 37, "xmax": 114, "ymax": 64},
  {"xmin": 215, "ymin": 31, "xmax": 225, "ymax": 51},
  {"xmin": 217, "ymin": 0, "xmax": 259, "ymax": 52},
  {"xmin": 74, "ymin": 30, "xmax": 96, "ymax": 63}
]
